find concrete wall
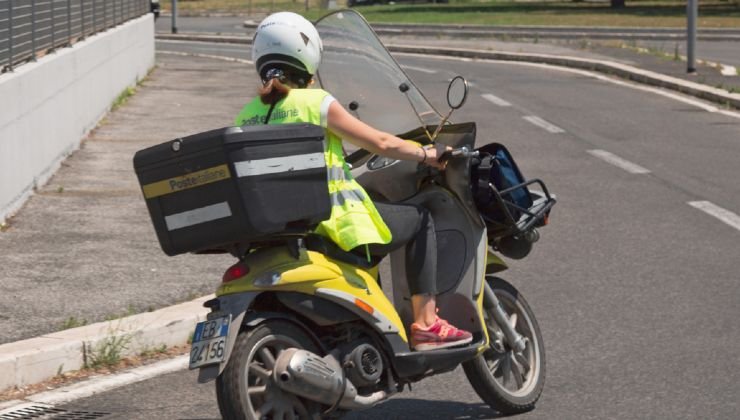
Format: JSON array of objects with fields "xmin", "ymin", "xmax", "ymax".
[{"xmin": 0, "ymin": 14, "xmax": 155, "ymax": 224}]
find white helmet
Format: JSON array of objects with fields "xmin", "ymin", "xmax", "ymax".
[{"xmin": 252, "ymin": 12, "xmax": 323, "ymax": 81}]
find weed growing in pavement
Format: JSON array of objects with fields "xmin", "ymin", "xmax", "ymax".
[
  {"xmin": 85, "ymin": 331, "xmax": 132, "ymax": 369},
  {"xmin": 56, "ymin": 186, "xmax": 64, "ymax": 193},
  {"xmin": 104, "ymin": 304, "xmax": 139, "ymax": 321},
  {"xmin": 103, "ymin": 66, "xmax": 156, "ymax": 120},
  {"xmin": 61, "ymin": 316, "xmax": 87, "ymax": 330},
  {"xmin": 139, "ymin": 344, "xmax": 168, "ymax": 358},
  {"xmin": 111, "ymin": 86, "xmax": 136, "ymax": 111}
]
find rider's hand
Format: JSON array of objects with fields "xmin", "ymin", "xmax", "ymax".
[{"xmin": 423, "ymin": 144, "xmax": 452, "ymax": 170}]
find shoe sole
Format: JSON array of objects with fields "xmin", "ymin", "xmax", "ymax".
[{"xmin": 413, "ymin": 336, "xmax": 473, "ymax": 351}]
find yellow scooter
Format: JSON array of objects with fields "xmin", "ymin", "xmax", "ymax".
[
  {"xmin": 175, "ymin": 10, "xmax": 556, "ymax": 419},
  {"xmin": 186, "ymin": 87, "xmax": 555, "ymax": 420}
]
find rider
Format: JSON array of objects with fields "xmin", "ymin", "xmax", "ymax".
[{"xmin": 235, "ymin": 12, "xmax": 472, "ymax": 351}]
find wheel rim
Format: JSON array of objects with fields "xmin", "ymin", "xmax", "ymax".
[
  {"xmin": 243, "ymin": 334, "xmax": 317, "ymax": 419},
  {"xmin": 483, "ymin": 289, "xmax": 541, "ymax": 397}
]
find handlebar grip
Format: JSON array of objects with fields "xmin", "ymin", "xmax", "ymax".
[{"xmin": 440, "ymin": 147, "xmax": 479, "ymax": 163}]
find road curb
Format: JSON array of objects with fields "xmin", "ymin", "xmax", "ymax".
[
  {"xmin": 242, "ymin": 21, "xmax": 740, "ymax": 42},
  {"xmin": 156, "ymin": 33, "xmax": 740, "ymax": 110},
  {"xmin": 157, "ymin": 33, "xmax": 250, "ymax": 44},
  {"xmin": 387, "ymin": 44, "xmax": 740, "ymax": 110},
  {"xmin": 0, "ymin": 296, "xmax": 212, "ymax": 393}
]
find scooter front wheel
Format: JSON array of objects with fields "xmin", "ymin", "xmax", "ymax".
[
  {"xmin": 216, "ymin": 319, "xmax": 324, "ymax": 420},
  {"xmin": 463, "ymin": 277, "xmax": 545, "ymax": 414}
]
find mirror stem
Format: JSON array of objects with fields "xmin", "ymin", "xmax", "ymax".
[
  {"xmin": 430, "ymin": 108, "xmax": 454, "ymax": 142},
  {"xmin": 399, "ymin": 83, "xmax": 434, "ymax": 143}
]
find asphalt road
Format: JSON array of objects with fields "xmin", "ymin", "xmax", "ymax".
[
  {"xmin": 156, "ymin": 16, "xmax": 250, "ymax": 35},
  {"xmin": 155, "ymin": 16, "xmax": 740, "ymax": 69},
  {"xmin": 51, "ymin": 40, "xmax": 740, "ymax": 419}
]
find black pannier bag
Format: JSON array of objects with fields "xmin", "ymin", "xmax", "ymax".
[
  {"xmin": 472, "ymin": 143, "xmax": 533, "ymax": 232},
  {"xmin": 133, "ymin": 123, "xmax": 331, "ymax": 256}
]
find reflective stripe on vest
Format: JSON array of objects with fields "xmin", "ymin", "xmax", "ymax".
[
  {"xmin": 330, "ymin": 188, "xmax": 366, "ymax": 207},
  {"xmin": 327, "ymin": 166, "xmax": 349, "ymax": 181}
]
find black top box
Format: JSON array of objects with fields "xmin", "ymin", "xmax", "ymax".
[{"xmin": 133, "ymin": 123, "xmax": 331, "ymax": 256}]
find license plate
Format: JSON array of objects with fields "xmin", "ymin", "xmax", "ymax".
[{"xmin": 189, "ymin": 315, "xmax": 230, "ymax": 369}]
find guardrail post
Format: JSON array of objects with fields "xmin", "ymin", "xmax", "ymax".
[
  {"xmin": 31, "ymin": 0, "xmax": 36, "ymax": 60},
  {"xmin": 687, "ymin": 0, "xmax": 697, "ymax": 73},
  {"xmin": 171, "ymin": 0, "xmax": 178, "ymax": 34},
  {"xmin": 8, "ymin": 0, "xmax": 13, "ymax": 71}
]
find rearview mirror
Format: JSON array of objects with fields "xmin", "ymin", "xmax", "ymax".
[{"xmin": 447, "ymin": 76, "xmax": 469, "ymax": 110}]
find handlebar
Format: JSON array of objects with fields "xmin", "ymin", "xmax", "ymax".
[{"xmin": 439, "ymin": 146, "xmax": 479, "ymax": 163}]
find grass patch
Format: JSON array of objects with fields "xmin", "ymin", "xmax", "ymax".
[
  {"xmin": 162, "ymin": 0, "xmax": 323, "ymax": 14},
  {"xmin": 104, "ymin": 304, "xmax": 139, "ymax": 321},
  {"xmin": 85, "ymin": 333, "xmax": 132, "ymax": 369},
  {"xmin": 337, "ymin": 1, "xmax": 740, "ymax": 28},
  {"xmin": 139, "ymin": 344, "xmax": 169, "ymax": 358},
  {"xmin": 111, "ymin": 86, "xmax": 136, "ymax": 111},
  {"xmin": 164, "ymin": 0, "xmax": 740, "ymax": 28},
  {"xmin": 61, "ymin": 316, "xmax": 88, "ymax": 330}
]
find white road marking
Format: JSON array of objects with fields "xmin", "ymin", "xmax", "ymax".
[
  {"xmin": 394, "ymin": 53, "xmax": 740, "ymax": 120},
  {"xmin": 17, "ymin": 356, "xmax": 189, "ymax": 406},
  {"xmin": 523, "ymin": 115, "xmax": 565, "ymax": 133},
  {"xmin": 688, "ymin": 201, "xmax": 740, "ymax": 232},
  {"xmin": 720, "ymin": 64, "xmax": 737, "ymax": 76},
  {"xmin": 157, "ymin": 50, "xmax": 252, "ymax": 64},
  {"xmin": 481, "ymin": 93, "xmax": 512, "ymax": 107},
  {"xmin": 587, "ymin": 149, "xmax": 651, "ymax": 174},
  {"xmin": 400, "ymin": 64, "xmax": 437, "ymax": 74}
]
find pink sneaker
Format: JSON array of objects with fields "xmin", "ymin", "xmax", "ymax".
[{"xmin": 411, "ymin": 317, "xmax": 473, "ymax": 351}]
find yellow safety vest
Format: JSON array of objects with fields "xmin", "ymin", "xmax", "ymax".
[{"xmin": 234, "ymin": 88, "xmax": 392, "ymax": 251}]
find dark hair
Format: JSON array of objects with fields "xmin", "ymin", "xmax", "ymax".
[
  {"xmin": 259, "ymin": 78, "xmax": 292, "ymax": 105},
  {"xmin": 258, "ymin": 65, "xmax": 313, "ymax": 105}
]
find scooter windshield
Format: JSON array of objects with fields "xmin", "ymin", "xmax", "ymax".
[{"xmin": 315, "ymin": 10, "xmax": 443, "ymax": 135}]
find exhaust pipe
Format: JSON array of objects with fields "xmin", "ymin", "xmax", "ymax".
[{"xmin": 273, "ymin": 348, "xmax": 386, "ymax": 410}]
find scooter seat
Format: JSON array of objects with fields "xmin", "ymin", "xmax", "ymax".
[{"xmin": 304, "ymin": 235, "xmax": 380, "ymax": 269}]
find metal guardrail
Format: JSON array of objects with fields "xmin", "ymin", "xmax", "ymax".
[{"xmin": 0, "ymin": 0, "xmax": 150, "ymax": 73}]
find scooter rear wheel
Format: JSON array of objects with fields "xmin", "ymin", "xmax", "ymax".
[
  {"xmin": 216, "ymin": 319, "xmax": 323, "ymax": 420},
  {"xmin": 463, "ymin": 277, "xmax": 545, "ymax": 414}
]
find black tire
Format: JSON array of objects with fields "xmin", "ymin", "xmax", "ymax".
[
  {"xmin": 462, "ymin": 277, "xmax": 545, "ymax": 414},
  {"xmin": 216, "ymin": 320, "xmax": 323, "ymax": 420}
]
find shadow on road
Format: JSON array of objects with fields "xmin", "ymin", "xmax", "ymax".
[{"xmin": 343, "ymin": 400, "xmax": 503, "ymax": 419}]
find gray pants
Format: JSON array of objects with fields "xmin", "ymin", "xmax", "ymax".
[{"xmin": 352, "ymin": 202, "xmax": 437, "ymax": 296}]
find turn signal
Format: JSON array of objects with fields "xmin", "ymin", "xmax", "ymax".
[
  {"xmin": 354, "ymin": 298, "xmax": 374, "ymax": 315},
  {"xmin": 222, "ymin": 262, "xmax": 249, "ymax": 283}
]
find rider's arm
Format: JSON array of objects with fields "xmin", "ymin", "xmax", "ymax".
[{"xmin": 326, "ymin": 100, "xmax": 445, "ymax": 169}]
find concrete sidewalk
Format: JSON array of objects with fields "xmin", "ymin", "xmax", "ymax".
[{"xmin": 0, "ymin": 53, "xmax": 258, "ymax": 392}]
